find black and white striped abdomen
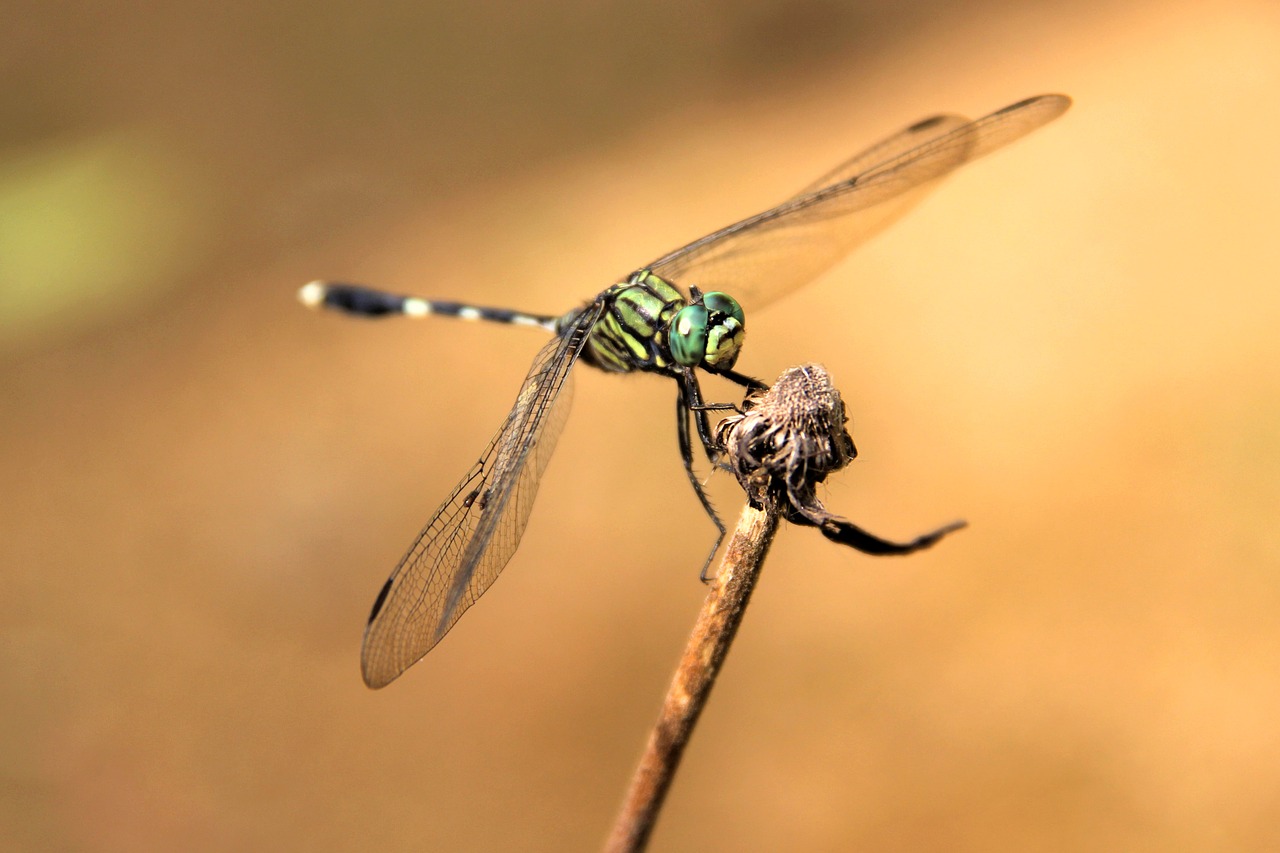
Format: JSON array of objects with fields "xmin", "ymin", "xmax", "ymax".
[{"xmin": 298, "ymin": 281, "xmax": 558, "ymax": 330}]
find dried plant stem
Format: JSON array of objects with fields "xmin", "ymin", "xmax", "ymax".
[{"xmin": 604, "ymin": 503, "xmax": 781, "ymax": 853}]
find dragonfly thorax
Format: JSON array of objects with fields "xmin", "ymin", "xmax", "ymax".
[{"xmin": 569, "ymin": 270, "xmax": 746, "ymax": 376}]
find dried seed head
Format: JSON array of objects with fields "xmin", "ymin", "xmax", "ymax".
[
  {"xmin": 715, "ymin": 364, "xmax": 856, "ymax": 509},
  {"xmin": 716, "ymin": 364, "xmax": 966, "ymax": 556}
]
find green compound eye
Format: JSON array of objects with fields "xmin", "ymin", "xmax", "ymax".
[
  {"xmin": 702, "ymin": 292, "xmax": 744, "ymax": 328},
  {"xmin": 668, "ymin": 292, "xmax": 746, "ymax": 370},
  {"xmin": 669, "ymin": 304, "xmax": 710, "ymax": 367},
  {"xmin": 701, "ymin": 291, "xmax": 745, "ymax": 370}
]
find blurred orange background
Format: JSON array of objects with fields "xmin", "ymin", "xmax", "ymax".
[{"xmin": 4, "ymin": 1, "xmax": 1279, "ymax": 850}]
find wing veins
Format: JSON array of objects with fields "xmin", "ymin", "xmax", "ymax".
[
  {"xmin": 646, "ymin": 94, "xmax": 1070, "ymax": 307},
  {"xmin": 360, "ymin": 301, "xmax": 605, "ymax": 687}
]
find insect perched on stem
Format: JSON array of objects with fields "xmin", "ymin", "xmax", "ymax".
[{"xmin": 301, "ymin": 94, "xmax": 1071, "ymax": 688}]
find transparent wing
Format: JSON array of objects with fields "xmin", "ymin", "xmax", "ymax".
[
  {"xmin": 786, "ymin": 113, "xmax": 971, "ymax": 200},
  {"xmin": 360, "ymin": 302, "xmax": 605, "ymax": 688},
  {"xmin": 647, "ymin": 94, "xmax": 1070, "ymax": 308}
]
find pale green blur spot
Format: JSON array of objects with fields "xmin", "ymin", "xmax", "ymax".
[{"xmin": 0, "ymin": 129, "xmax": 209, "ymax": 349}]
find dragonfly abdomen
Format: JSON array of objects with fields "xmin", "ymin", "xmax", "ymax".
[{"xmin": 299, "ymin": 281, "xmax": 559, "ymax": 330}]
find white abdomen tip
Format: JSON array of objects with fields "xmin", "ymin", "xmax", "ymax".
[{"xmin": 298, "ymin": 281, "xmax": 327, "ymax": 308}]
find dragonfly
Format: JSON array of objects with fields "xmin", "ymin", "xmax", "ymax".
[{"xmin": 302, "ymin": 93, "xmax": 1071, "ymax": 688}]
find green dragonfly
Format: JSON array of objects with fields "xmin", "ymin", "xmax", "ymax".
[{"xmin": 302, "ymin": 93, "xmax": 1070, "ymax": 688}]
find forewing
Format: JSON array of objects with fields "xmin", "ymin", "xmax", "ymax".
[
  {"xmin": 360, "ymin": 302, "xmax": 604, "ymax": 688},
  {"xmin": 647, "ymin": 94, "xmax": 1070, "ymax": 308},
  {"xmin": 786, "ymin": 113, "xmax": 971, "ymax": 200}
]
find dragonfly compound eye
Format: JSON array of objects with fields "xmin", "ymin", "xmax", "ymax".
[
  {"xmin": 702, "ymin": 291, "xmax": 745, "ymax": 327},
  {"xmin": 700, "ymin": 292, "xmax": 745, "ymax": 370},
  {"xmin": 669, "ymin": 303, "xmax": 710, "ymax": 367}
]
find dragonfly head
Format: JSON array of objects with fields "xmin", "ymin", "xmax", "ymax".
[{"xmin": 669, "ymin": 290, "xmax": 745, "ymax": 372}]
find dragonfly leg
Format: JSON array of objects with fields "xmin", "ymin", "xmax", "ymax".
[
  {"xmin": 677, "ymin": 388, "xmax": 727, "ymax": 582},
  {"xmin": 679, "ymin": 369, "xmax": 730, "ymax": 465},
  {"xmin": 717, "ymin": 367, "xmax": 769, "ymax": 393}
]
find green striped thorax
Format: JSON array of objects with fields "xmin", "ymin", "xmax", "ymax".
[{"xmin": 569, "ymin": 270, "xmax": 746, "ymax": 376}]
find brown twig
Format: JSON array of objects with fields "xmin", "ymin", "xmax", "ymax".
[
  {"xmin": 604, "ymin": 364, "xmax": 965, "ymax": 851},
  {"xmin": 604, "ymin": 502, "xmax": 781, "ymax": 853}
]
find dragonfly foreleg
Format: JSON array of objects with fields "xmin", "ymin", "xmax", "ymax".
[
  {"xmin": 717, "ymin": 367, "xmax": 769, "ymax": 394},
  {"xmin": 679, "ymin": 368, "xmax": 734, "ymax": 466},
  {"xmin": 676, "ymin": 390, "xmax": 727, "ymax": 582}
]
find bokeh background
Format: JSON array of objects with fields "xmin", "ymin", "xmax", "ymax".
[{"xmin": 4, "ymin": 0, "xmax": 1279, "ymax": 850}]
